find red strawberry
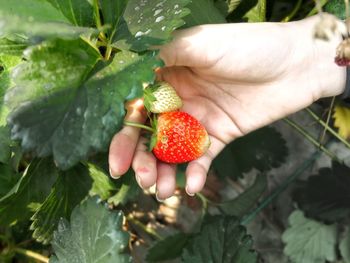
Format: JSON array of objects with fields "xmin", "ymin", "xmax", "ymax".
[
  {"xmin": 152, "ymin": 111, "xmax": 210, "ymax": 163},
  {"xmin": 335, "ymin": 39, "xmax": 350, "ymax": 66}
]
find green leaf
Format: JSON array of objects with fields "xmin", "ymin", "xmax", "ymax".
[
  {"xmin": 108, "ymin": 169, "xmax": 140, "ymax": 206},
  {"xmin": 89, "ymin": 162, "xmax": 116, "ymax": 200},
  {"xmin": 112, "ymin": 0, "xmax": 191, "ymax": 52},
  {"xmin": 0, "ymin": 38, "xmax": 27, "ymax": 56},
  {"xmin": 30, "ymin": 164, "xmax": 92, "ymax": 244},
  {"xmin": 182, "ymin": 216, "xmax": 257, "ymax": 263},
  {"xmin": 146, "ymin": 232, "xmax": 191, "ymax": 262},
  {"xmin": 227, "ymin": 0, "xmax": 261, "ymax": 22},
  {"xmin": 50, "ymin": 197, "xmax": 131, "ymax": 263},
  {"xmin": 324, "ymin": 0, "xmax": 346, "ymax": 20},
  {"xmin": 7, "ymin": 48, "xmax": 161, "ymax": 170},
  {"xmin": 46, "ymin": 0, "xmax": 95, "ymax": 27},
  {"xmin": 218, "ymin": 174, "xmax": 267, "ymax": 218},
  {"xmin": 282, "ymin": 210, "xmax": 337, "ymax": 263},
  {"xmin": 212, "ymin": 126, "xmax": 288, "ymax": 179},
  {"xmin": 244, "ymin": 0, "xmax": 266, "ymax": 22},
  {"xmin": 6, "ymin": 39, "xmax": 101, "ymax": 109},
  {"xmin": 293, "ymin": 162, "xmax": 350, "ymax": 223},
  {"xmin": 99, "ymin": 0, "xmax": 128, "ymax": 39},
  {"xmin": 1, "ymin": 54, "xmax": 22, "ymax": 123},
  {"xmin": 183, "ymin": 0, "xmax": 226, "ymax": 27},
  {"xmin": 0, "ymin": 126, "xmax": 11, "ymax": 163},
  {"xmin": 227, "ymin": 0, "xmax": 242, "ymax": 13},
  {"xmin": 0, "ymin": 164, "xmax": 20, "ymax": 197},
  {"xmin": 0, "ymin": 54, "xmax": 22, "ymax": 163},
  {"xmin": 0, "ymin": 0, "xmax": 94, "ymax": 39},
  {"xmin": 340, "ymin": 227, "xmax": 350, "ymax": 263},
  {"xmin": 0, "ymin": 159, "xmax": 59, "ymax": 225}
]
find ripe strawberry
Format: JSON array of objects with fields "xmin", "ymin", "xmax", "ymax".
[
  {"xmin": 152, "ymin": 111, "xmax": 210, "ymax": 163},
  {"xmin": 335, "ymin": 39, "xmax": 350, "ymax": 66},
  {"xmin": 144, "ymin": 82, "xmax": 183, "ymax": 113}
]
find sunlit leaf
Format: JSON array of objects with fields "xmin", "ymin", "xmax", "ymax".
[
  {"xmin": 333, "ymin": 103, "xmax": 350, "ymax": 139},
  {"xmin": 282, "ymin": 210, "xmax": 337, "ymax": 263},
  {"xmin": 112, "ymin": 0, "xmax": 190, "ymax": 52},
  {"xmin": 50, "ymin": 197, "xmax": 131, "ymax": 263}
]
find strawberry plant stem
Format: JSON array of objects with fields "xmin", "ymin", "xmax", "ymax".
[
  {"xmin": 13, "ymin": 248, "xmax": 48, "ymax": 263},
  {"xmin": 93, "ymin": 0, "xmax": 107, "ymax": 43},
  {"xmin": 126, "ymin": 214, "xmax": 162, "ymax": 240},
  {"xmin": 241, "ymin": 145, "xmax": 325, "ymax": 225},
  {"xmin": 283, "ymin": 117, "xmax": 341, "ymax": 162},
  {"xmin": 283, "ymin": 0, "xmax": 302, "ymax": 22},
  {"xmin": 123, "ymin": 121, "xmax": 155, "ymax": 133},
  {"xmin": 319, "ymin": 96, "xmax": 335, "ymax": 144},
  {"xmin": 305, "ymin": 107, "xmax": 350, "ymax": 149}
]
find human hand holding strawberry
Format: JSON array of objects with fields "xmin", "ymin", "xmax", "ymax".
[{"xmin": 109, "ymin": 16, "xmax": 347, "ymax": 200}]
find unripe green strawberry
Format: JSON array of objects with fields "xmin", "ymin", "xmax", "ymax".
[
  {"xmin": 152, "ymin": 111, "xmax": 210, "ymax": 163},
  {"xmin": 144, "ymin": 82, "xmax": 183, "ymax": 113}
]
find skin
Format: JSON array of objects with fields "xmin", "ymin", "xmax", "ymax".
[{"xmin": 109, "ymin": 16, "xmax": 346, "ymax": 201}]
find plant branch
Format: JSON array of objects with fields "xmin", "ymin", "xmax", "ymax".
[
  {"xmin": 126, "ymin": 214, "xmax": 162, "ymax": 240},
  {"xmin": 283, "ymin": 117, "xmax": 340, "ymax": 162},
  {"xmin": 241, "ymin": 145, "xmax": 325, "ymax": 225},
  {"xmin": 319, "ymin": 97, "xmax": 335, "ymax": 144},
  {"xmin": 305, "ymin": 107, "xmax": 350, "ymax": 149},
  {"xmin": 93, "ymin": 0, "xmax": 107, "ymax": 42},
  {"xmin": 13, "ymin": 248, "xmax": 48, "ymax": 263},
  {"xmin": 124, "ymin": 121, "xmax": 155, "ymax": 133},
  {"xmin": 283, "ymin": 0, "xmax": 302, "ymax": 22}
]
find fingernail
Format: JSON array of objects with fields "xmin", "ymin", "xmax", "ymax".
[
  {"xmin": 136, "ymin": 174, "xmax": 143, "ymax": 189},
  {"xmin": 109, "ymin": 167, "xmax": 121, "ymax": 179},
  {"xmin": 185, "ymin": 186, "xmax": 195, "ymax": 196},
  {"xmin": 155, "ymin": 191, "xmax": 165, "ymax": 202}
]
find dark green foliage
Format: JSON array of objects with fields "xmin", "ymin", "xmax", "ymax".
[
  {"xmin": 213, "ymin": 126, "xmax": 288, "ymax": 179},
  {"xmin": 182, "ymin": 216, "xmax": 257, "ymax": 263},
  {"xmin": 219, "ymin": 174, "xmax": 267, "ymax": 217},
  {"xmin": 294, "ymin": 162, "xmax": 350, "ymax": 223}
]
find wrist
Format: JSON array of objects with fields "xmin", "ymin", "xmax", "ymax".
[{"xmin": 289, "ymin": 16, "xmax": 347, "ymax": 101}]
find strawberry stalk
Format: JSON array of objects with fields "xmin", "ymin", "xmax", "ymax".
[{"xmin": 123, "ymin": 120, "xmax": 155, "ymax": 133}]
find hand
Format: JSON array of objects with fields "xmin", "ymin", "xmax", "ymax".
[{"xmin": 109, "ymin": 16, "xmax": 346, "ymax": 200}]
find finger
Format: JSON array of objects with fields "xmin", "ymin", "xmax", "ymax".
[
  {"xmin": 109, "ymin": 99, "xmax": 146, "ymax": 178},
  {"xmin": 155, "ymin": 163, "xmax": 176, "ymax": 201},
  {"xmin": 132, "ymin": 137, "xmax": 158, "ymax": 189},
  {"xmin": 185, "ymin": 136, "xmax": 225, "ymax": 195}
]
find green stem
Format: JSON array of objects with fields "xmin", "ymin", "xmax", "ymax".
[
  {"xmin": 13, "ymin": 248, "xmax": 48, "ymax": 263},
  {"xmin": 282, "ymin": 0, "xmax": 302, "ymax": 22},
  {"xmin": 319, "ymin": 97, "xmax": 335, "ymax": 145},
  {"xmin": 345, "ymin": 0, "xmax": 350, "ymax": 18},
  {"xmin": 124, "ymin": 121, "xmax": 155, "ymax": 133},
  {"xmin": 283, "ymin": 117, "xmax": 340, "ymax": 162},
  {"xmin": 105, "ymin": 44, "xmax": 112, "ymax": 60},
  {"xmin": 196, "ymin": 192, "xmax": 209, "ymax": 215},
  {"xmin": 241, "ymin": 146, "xmax": 324, "ymax": 225},
  {"xmin": 93, "ymin": 0, "xmax": 107, "ymax": 43},
  {"xmin": 126, "ymin": 215, "xmax": 162, "ymax": 240},
  {"xmin": 93, "ymin": 0, "xmax": 102, "ymax": 29},
  {"xmin": 306, "ymin": 107, "xmax": 350, "ymax": 149}
]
